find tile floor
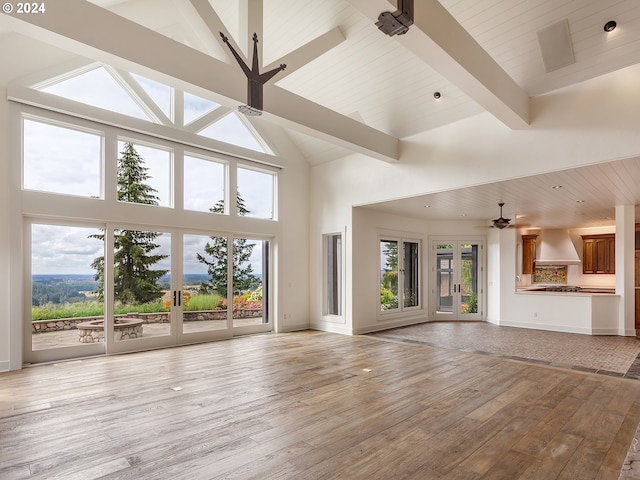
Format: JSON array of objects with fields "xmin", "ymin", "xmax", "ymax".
[{"xmin": 368, "ymin": 321, "xmax": 640, "ymax": 379}]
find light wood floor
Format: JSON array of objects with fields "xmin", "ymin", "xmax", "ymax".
[{"xmin": 2, "ymin": 330, "xmax": 640, "ymax": 479}]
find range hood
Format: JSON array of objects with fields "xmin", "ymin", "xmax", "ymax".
[{"xmin": 535, "ymin": 229, "xmax": 581, "ymax": 265}]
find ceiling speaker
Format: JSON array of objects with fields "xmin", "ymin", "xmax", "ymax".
[{"xmin": 537, "ymin": 19, "xmax": 575, "ymax": 73}]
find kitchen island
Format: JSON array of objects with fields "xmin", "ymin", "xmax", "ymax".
[{"xmin": 505, "ymin": 288, "xmax": 621, "ymax": 335}]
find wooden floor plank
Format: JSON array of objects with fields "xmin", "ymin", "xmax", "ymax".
[{"xmin": 1, "ymin": 331, "xmax": 640, "ymax": 480}]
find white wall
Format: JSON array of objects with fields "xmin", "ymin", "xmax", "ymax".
[
  {"xmin": 269, "ymin": 129, "xmax": 311, "ymax": 333},
  {"xmin": 309, "ymin": 62, "xmax": 640, "ymax": 336},
  {"xmin": 322, "ymin": 206, "xmax": 491, "ymax": 334},
  {"xmin": 351, "ymin": 208, "xmax": 430, "ymax": 334},
  {"xmin": 0, "ymin": 91, "xmax": 9, "ymax": 371}
]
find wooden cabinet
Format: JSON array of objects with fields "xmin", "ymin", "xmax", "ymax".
[
  {"xmin": 522, "ymin": 234, "xmax": 537, "ymax": 274},
  {"xmin": 582, "ymin": 234, "xmax": 615, "ymax": 274}
]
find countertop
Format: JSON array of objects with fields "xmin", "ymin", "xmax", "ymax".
[{"xmin": 516, "ymin": 286, "xmax": 616, "ymax": 295}]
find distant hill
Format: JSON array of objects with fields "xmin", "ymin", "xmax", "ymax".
[
  {"xmin": 32, "ymin": 274, "xmax": 99, "ymax": 306},
  {"xmin": 31, "ymin": 273, "xmax": 262, "ymax": 306},
  {"xmin": 30, "ymin": 273, "xmax": 223, "ymax": 305}
]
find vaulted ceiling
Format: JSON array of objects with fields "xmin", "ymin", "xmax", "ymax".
[{"xmin": 2, "ymin": 0, "xmax": 640, "ymax": 228}]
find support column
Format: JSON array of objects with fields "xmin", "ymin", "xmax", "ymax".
[{"xmin": 615, "ymin": 204, "xmax": 635, "ymax": 335}]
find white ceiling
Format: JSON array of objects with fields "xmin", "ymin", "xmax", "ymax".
[
  {"xmin": 2, "ymin": 0, "xmax": 640, "ymax": 229},
  {"xmin": 359, "ymin": 155, "xmax": 640, "ymax": 229}
]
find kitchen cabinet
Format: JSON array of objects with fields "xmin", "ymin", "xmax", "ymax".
[
  {"xmin": 582, "ymin": 234, "xmax": 615, "ymax": 274},
  {"xmin": 522, "ymin": 234, "xmax": 537, "ymax": 274}
]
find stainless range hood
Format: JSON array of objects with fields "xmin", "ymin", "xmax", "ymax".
[{"xmin": 535, "ymin": 229, "xmax": 581, "ymax": 265}]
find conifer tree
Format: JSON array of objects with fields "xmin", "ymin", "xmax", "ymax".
[
  {"xmin": 91, "ymin": 142, "xmax": 168, "ymax": 304},
  {"xmin": 197, "ymin": 193, "xmax": 260, "ymax": 297}
]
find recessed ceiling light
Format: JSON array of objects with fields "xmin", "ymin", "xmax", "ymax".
[
  {"xmin": 423, "ymin": 205, "xmax": 431, "ymax": 208},
  {"xmin": 433, "ymin": 91, "xmax": 441, "ymax": 99},
  {"xmin": 460, "ymin": 213, "xmax": 467, "ymax": 217},
  {"xmin": 604, "ymin": 20, "xmax": 617, "ymax": 32},
  {"xmin": 551, "ymin": 185, "xmax": 563, "ymax": 189},
  {"xmin": 576, "ymin": 199, "xmax": 585, "ymax": 203}
]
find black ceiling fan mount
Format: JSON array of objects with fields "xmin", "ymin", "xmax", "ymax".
[{"xmin": 492, "ymin": 202, "xmax": 512, "ymax": 229}]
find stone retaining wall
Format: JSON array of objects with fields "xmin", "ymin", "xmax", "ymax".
[{"xmin": 32, "ymin": 309, "xmax": 263, "ymax": 333}]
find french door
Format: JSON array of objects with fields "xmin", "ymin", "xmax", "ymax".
[{"xmin": 431, "ymin": 239, "xmax": 484, "ymax": 321}]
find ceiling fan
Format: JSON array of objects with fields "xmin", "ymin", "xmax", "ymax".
[{"xmin": 492, "ymin": 202, "xmax": 512, "ymax": 229}]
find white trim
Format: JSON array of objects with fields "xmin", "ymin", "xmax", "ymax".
[
  {"xmin": 354, "ymin": 317, "xmax": 430, "ymax": 335},
  {"xmin": 378, "ymin": 234, "xmax": 425, "ymax": 320},
  {"xmin": 429, "ymin": 237, "xmax": 485, "ymax": 322},
  {"xmin": 309, "ymin": 321, "xmax": 352, "ymax": 335},
  {"xmin": 8, "ymin": 85, "xmax": 288, "ymax": 169},
  {"xmin": 499, "ymin": 320, "xmax": 592, "ymax": 335}
]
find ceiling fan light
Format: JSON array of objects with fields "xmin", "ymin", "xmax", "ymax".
[{"xmin": 492, "ymin": 202, "xmax": 512, "ymax": 229}]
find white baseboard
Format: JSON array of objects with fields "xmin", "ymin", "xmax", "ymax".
[
  {"xmin": 309, "ymin": 322, "xmax": 352, "ymax": 335},
  {"xmin": 354, "ymin": 317, "xmax": 431, "ymax": 335},
  {"xmin": 500, "ymin": 319, "xmax": 592, "ymax": 335},
  {"xmin": 278, "ymin": 323, "xmax": 310, "ymax": 333},
  {"xmin": 0, "ymin": 361, "xmax": 10, "ymax": 372}
]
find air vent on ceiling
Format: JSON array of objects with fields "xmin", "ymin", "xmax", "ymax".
[{"xmin": 537, "ymin": 19, "xmax": 575, "ymax": 73}]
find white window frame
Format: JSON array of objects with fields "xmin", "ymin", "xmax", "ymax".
[
  {"xmin": 323, "ymin": 232, "xmax": 343, "ymax": 317},
  {"xmin": 378, "ymin": 234, "xmax": 423, "ymax": 318}
]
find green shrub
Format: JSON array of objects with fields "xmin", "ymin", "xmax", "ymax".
[
  {"xmin": 32, "ymin": 302, "xmax": 103, "ymax": 321},
  {"xmin": 380, "ymin": 287, "xmax": 398, "ymax": 310},
  {"xmin": 31, "ymin": 291, "xmax": 260, "ymax": 321},
  {"xmin": 461, "ymin": 294, "xmax": 478, "ymax": 314},
  {"xmin": 32, "ymin": 300, "xmax": 166, "ymax": 321},
  {"xmin": 184, "ymin": 293, "xmax": 224, "ymax": 312}
]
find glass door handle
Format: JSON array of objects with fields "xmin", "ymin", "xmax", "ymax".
[{"xmin": 172, "ymin": 290, "xmax": 182, "ymax": 307}]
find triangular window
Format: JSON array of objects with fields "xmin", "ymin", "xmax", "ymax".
[
  {"xmin": 40, "ymin": 66, "xmax": 151, "ymax": 121},
  {"xmin": 34, "ymin": 65, "xmax": 272, "ymax": 154},
  {"xmin": 184, "ymin": 92, "xmax": 220, "ymax": 125},
  {"xmin": 132, "ymin": 73, "xmax": 172, "ymax": 119},
  {"xmin": 198, "ymin": 112, "xmax": 266, "ymax": 153}
]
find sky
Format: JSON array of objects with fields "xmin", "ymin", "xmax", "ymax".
[
  {"xmin": 31, "ymin": 225, "xmax": 265, "ymax": 278},
  {"xmin": 28, "ymin": 66, "xmax": 272, "ymax": 277}
]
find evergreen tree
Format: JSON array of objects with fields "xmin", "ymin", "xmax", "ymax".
[
  {"xmin": 381, "ymin": 241, "xmax": 399, "ymax": 293},
  {"xmin": 197, "ymin": 193, "xmax": 260, "ymax": 297},
  {"xmin": 90, "ymin": 142, "xmax": 168, "ymax": 304}
]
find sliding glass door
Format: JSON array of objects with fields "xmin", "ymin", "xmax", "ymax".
[
  {"xmin": 27, "ymin": 222, "xmax": 106, "ymax": 362},
  {"xmin": 26, "ymin": 222, "xmax": 272, "ymax": 363}
]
